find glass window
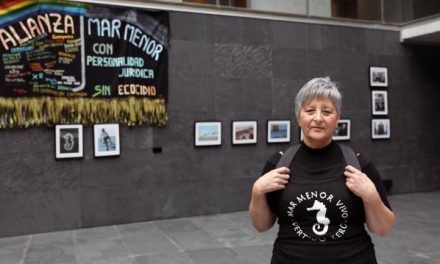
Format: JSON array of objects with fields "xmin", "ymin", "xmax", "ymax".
[
  {"xmin": 331, "ymin": 0, "xmax": 358, "ymax": 19},
  {"xmin": 183, "ymin": 0, "xmax": 247, "ymax": 8},
  {"xmin": 177, "ymin": 0, "xmax": 440, "ymax": 23},
  {"xmin": 413, "ymin": 0, "xmax": 440, "ymax": 20},
  {"xmin": 331, "ymin": 0, "xmax": 381, "ymax": 21}
]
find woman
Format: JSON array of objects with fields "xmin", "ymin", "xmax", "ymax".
[{"xmin": 249, "ymin": 77, "xmax": 395, "ymax": 264}]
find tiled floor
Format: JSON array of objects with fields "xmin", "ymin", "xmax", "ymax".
[{"xmin": 0, "ymin": 191, "xmax": 439, "ymax": 264}]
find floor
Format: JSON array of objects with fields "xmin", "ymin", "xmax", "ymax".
[{"xmin": 0, "ymin": 191, "xmax": 439, "ymax": 264}]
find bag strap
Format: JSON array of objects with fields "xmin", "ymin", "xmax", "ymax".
[
  {"xmin": 276, "ymin": 144, "xmax": 301, "ymax": 169},
  {"xmin": 275, "ymin": 143, "xmax": 361, "ymax": 170},
  {"xmin": 339, "ymin": 144, "xmax": 361, "ymax": 170}
]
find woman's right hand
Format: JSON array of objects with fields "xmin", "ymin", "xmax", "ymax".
[{"xmin": 253, "ymin": 167, "xmax": 290, "ymax": 195}]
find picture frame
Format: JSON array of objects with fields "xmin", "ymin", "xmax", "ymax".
[
  {"xmin": 94, "ymin": 123, "xmax": 120, "ymax": 157},
  {"xmin": 194, "ymin": 121, "xmax": 222, "ymax": 147},
  {"xmin": 369, "ymin": 66, "xmax": 388, "ymax": 87},
  {"xmin": 232, "ymin": 120, "xmax": 257, "ymax": 145},
  {"xmin": 371, "ymin": 119, "xmax": 391, "ymax": 139},
  {"xmin": 371, "ymin": 90, "xmax": 388, "ymax": 115},
  {"xmin": 332, "ymin": 119, "xmax": 351, "ymax": 141},
  {"xmin": 267, "ymin": 120, "xmax": 291, "ymax": 143},
  {"xmin": 55, "ymin": 124, "xmax": 83, "ymax": 159}
]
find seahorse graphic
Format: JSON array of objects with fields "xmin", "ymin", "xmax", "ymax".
[
  {"xmin": 62, "ymin": 133, "xmax": 75, "ymax": 151},
  {"xmin": 307, "ymin": 200, "xmax": 330, "ymax": 236}
]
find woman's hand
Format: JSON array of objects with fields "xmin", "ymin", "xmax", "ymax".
[
  {"xmin": 249, "ymin": 167, "xmax": 290, "ymax": 232},
  {"xmin": 344, "ymin": 165, "xmax": 396, "ymax": 236},
  {"xmin": 344, "ymin": 165, "xmax": 377, "ymax": 201},
  {"xmin": 253, "ymin": 167, "xmax": 290, "ymax": 195}
]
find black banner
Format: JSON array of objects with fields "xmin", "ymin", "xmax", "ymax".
[{"xmin": 0, "ymin": 1, "xmax": 168, "ymax": 128}]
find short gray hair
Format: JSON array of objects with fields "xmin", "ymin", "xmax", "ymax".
[{"xmin": 294, "ymin": 77, "xmax": 341, "ymax": 121}]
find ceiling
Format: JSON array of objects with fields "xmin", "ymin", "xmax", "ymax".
[{"xmin": 400, "ymin": 15, "xmax": 440, "ymax": 45}]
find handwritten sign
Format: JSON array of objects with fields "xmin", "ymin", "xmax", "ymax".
[{"xmin": 0, "ymin": 0, "xmax": 168, "ymax": 128}]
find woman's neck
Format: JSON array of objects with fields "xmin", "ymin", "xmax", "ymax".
[{"xmin": 302, "ymin": 138, "xmax": 333, "ymax": 149}]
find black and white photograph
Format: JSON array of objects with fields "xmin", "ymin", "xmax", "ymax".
[
  {"xmin": 369, "ymin": 66, "xmax": 388, "ymax": 87},
  {"xmin": 194, "ymin": 121, "xmax": 222, "ymax": 147},
  {"xmin": 371, "ymin": 119, "xmax": 391, "ymax": 139},
  {"xmin": 232, "ymin": 121, "xmax": 257, "ymax": 145},
  {"xmin": 332, "ymin": 119, "xmax": 351, "ymax": 141},
  {"xmin": 267, "ymin": 120, "xmax": 291, "ymax": 143},
  {"xmin": 55, "ymin": 124, "xmax": 83, "ymax": 159},
  {"xmin": 94, "ymin": 123, "xmax": 120, "ymax": 157},
  {"xmin": 372, "ymin": 90, "xmax": 388, "ymax": 115}
]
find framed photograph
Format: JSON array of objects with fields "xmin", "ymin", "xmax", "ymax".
[
  {"xmin": 94, "ymin": 123, "xmax": 120, "ymax": 157},
  {"xmin": 369, "ymin": 66, "xmax": 388, "ymax": 87},
  {"xmin": 332, "ymin": 119, "xmax": 351, "ymax": 141},
  {"xmin": 55, "ymin": 124, "xmax": 83, "ymax": 159},
  {"xmin": 232, "ymin": 121, "xmax": 257, "ymax": 145},
  {"xmin": 371, "ymin": 90, "xmax": 388, "ymax": 115},
  {"xmin": 371, "ymin": 119, "xmax": 391, "ymax": 139},
  {"xmin": 267, "ymin": 120, "xmax": 291, "ymax": 143},
  {"xmin": 194, "ymin": 121, "xmax": 222, "ymax": 147}
]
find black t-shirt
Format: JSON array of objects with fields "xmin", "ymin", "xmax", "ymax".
[{"xmin": 262, "ymin": 141, "xmax": 391, "ymax": 264}]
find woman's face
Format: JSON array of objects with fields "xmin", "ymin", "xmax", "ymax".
[{"xmin": 299, "ymin": 98, "xmax": 339, "ymax": 148}]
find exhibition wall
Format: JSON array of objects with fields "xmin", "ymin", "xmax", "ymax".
[{"xmin": 1, "ymin": 9, "xmax": 440, "ymax": 237}]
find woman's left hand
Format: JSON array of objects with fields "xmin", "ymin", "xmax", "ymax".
[
  {"xmin": 344, "ymin": 165, "xmax": 378, "ymax": 201},
  {"xmin": 345, "ymin": 165, "xmax": 396, "ymax": 236}
]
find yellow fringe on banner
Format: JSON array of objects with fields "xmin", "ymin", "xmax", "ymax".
[{"xmin": 0, "ymin": 97, "xmax": 167, "ymax": 129}]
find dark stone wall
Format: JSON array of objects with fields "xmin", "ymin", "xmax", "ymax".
[{"xmin": 1, "ymin": 10, "xmax": 440, "ymax": 237}]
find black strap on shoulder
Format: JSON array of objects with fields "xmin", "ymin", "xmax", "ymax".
[
  {"xmin": 276, "ymin": 144, "xmax": 300, "ymax": 169},
  {"xmin": 339, "ymin": 144, "xmax": 361, "ymax": 170},
  {"xmin": 275, "ymin": 143, "xmax": 361, "ymax": 171}
]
